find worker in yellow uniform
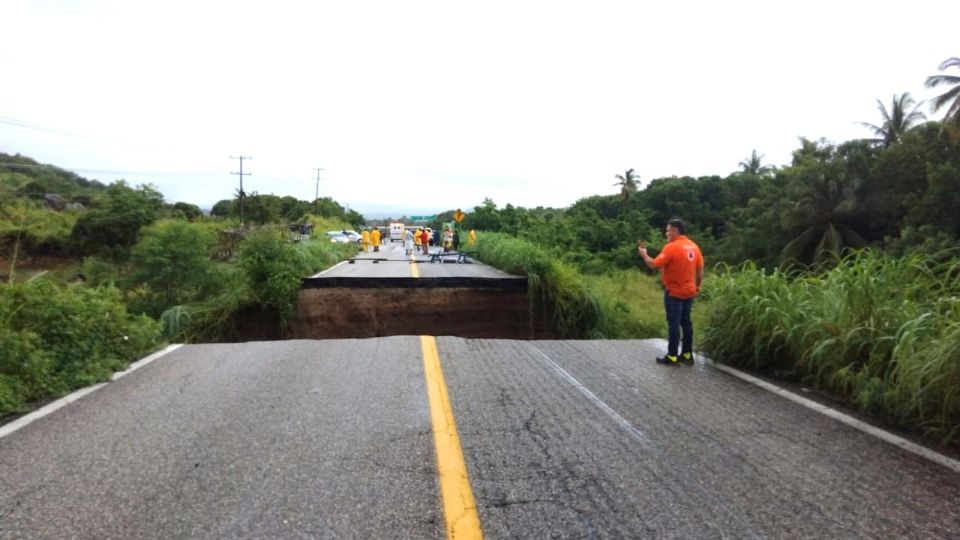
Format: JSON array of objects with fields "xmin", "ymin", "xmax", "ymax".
[
  {"xmin": 371, "ymin": 227, "xmax": 381, "ymax": 252},
  {"xmin": 468, "ymin": 229, "xmax": 477, "ymax": 246},
  {"xmin": 361, "ymin": 229, "xmax": 370, "ymax": 252},
  {"xmin": 414, "ymin": 228, "xmax": 422, "ymax": 251}
]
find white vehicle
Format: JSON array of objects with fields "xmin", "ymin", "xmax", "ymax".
[
  {"xmin": 343, "ymin": 230, "xmax": 362, "ymax": 244},
  {"xmin": 325, "ymin": 230, "xmax": 351, "ymax": 244},
  {"xmin": 389, "ymin": 222, "xmax": 405, "ymax": 243}
]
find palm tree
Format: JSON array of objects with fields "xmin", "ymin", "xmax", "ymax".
[
  {"xmin": 926, "ymin": 57, "xmax": 960, "ymax": 139},
  {"xmin": 738, "ymin": 149, "xmax": 774, "ymax": 176},
  {"xmin": 858, "ymin": 93, "xmax": 926, "ymax": 147},
  {"xmin": 613, "ymin": 169, "xmax": 639, "ymax": 200},
  {"xmin": 780, "ymin": 162, "xmax": 867, "ymax": 266}
]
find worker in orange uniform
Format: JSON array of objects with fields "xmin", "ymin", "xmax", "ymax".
[
  {"xmin": 371, "ymin": 227, "xmax": 381, "ymax": 252},
  {"xmin": 420, "ymin": 228, "xmax": 430, "ymax": 255},
  {"xmin": 361, "ymin": 229, "xmax": 371, "ymax": 252},
  {"xmin": 638, "ymin": 218, "xmax": 703, "ymax": 366}
]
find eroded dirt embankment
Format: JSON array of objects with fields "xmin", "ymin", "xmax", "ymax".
[{"xmin": 289, "ymin": 285, "xmax": 533, "ymax": 339}]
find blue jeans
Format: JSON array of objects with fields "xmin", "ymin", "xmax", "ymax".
[{"xmin": 664, "ymin": 292, "xmax": 694, "ymax": 357}]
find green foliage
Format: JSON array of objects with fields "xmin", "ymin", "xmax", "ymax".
[
  {"xmin": 127, "ymin": 220, "xmax": 220, "ymax": 317},
  {"xmin": 236, "ymin": 228, "xmax": 311, "ymax": 324},
  {"xmin": 168, "ymin": 202, "xmax": 203, "ymax": 220},
  {"xmin": 69, "ymin": 181, "xmax": 165, "ymax": 260},
  {"xmin": 701, "ymin": 251, "xmax": 960, "ymax": 444},
  {"xmin": 160, "ymin": 229, "xmax": 353, "ymax": 341},
  {"xmin": 0, "ymin": 200, "xmax": 77, "ymax": 260},
  {"xmin": 0, "ymin": 278, "xmax": 162, "ymax": 418},
  {"xmin": 80, "ymin": 256, "xmax": 120, "ymax": 287},
  {"xmin": 473, "ymin": 232, "xmax": 658, "ymax": 338}
]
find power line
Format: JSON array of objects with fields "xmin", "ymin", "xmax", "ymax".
[
  {"xmin": 0, "ymin": 162, "xmax": 215, "ymax": 176},
  {"xmin": 0, "ymin": 116, "xmax": 115, "ymax": 144}
]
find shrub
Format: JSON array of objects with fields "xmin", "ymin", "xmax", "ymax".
[
  {"xmin": 0, "ymin": 278, "xmax": 162, "ymax": 417},
  {"xmin": 127, "ymin": 220, "xmax": 220, "ymax": 317}
]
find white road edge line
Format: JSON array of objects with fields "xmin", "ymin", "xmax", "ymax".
[
  {"xmin": 529, "ymin": 342, "xmax": 761, "ymax": 537},
  {"xmin": 711, "ymin": 361, "xmax": 960, "ymax": 475},
  {"xmin": 0, "ymin": 344, "xmax": 183, "ymax": 440},
  {"xmin": 310, "ymin": 260, "xmax": 349, "ymax": 277},
  {"xmin": 529, "ymin": 344, "xmax": 650, "ymax": 444},
  {"xmin": 643, "ymin": 338, "xmax": 960, "ymax": 474}
]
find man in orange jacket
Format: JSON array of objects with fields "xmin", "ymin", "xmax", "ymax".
[{"xmin": 638, "ymin": 218, "xmax": 704, "ymax": 365}]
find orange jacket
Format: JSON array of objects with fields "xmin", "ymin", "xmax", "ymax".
[{"xmin": 652, "ymin": 235, "xmax": 703, "ymax": 299}]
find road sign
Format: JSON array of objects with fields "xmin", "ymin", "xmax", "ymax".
[
  {"xmin": 453, "ymin": 209, "xmax": 465, "ymax": 222},
  {"xmin": 409, "ymin": 215, "xmax": 436, "ymax": 222}
]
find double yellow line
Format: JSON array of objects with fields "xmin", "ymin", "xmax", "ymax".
[{"xmin": 420, "ymin": 336, "xmax": 483, "ymax": 540}]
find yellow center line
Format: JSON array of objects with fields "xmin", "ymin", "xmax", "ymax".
[
  {"xmin": 420, "ymin": 335, "xmax": 483, "ymax": 540},
  {"xmin": 410, "ymin": 252, "xmax": 420, "ymax": 279}
]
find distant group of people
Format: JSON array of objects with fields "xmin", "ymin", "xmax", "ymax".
[
  {"xmin": 397, "ymin": 226, "xmax": 474, "ymax": 256},
  {"xmin": 360, "ymin": 228, "xmax": 381, "ymax": 252}
]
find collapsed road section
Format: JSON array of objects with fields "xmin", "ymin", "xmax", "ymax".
[{"xmin": 288, "ymin": 245, "xmax": 532, "ymax": 339}]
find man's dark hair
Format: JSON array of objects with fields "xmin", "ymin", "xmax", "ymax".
[{"xmin": 667, "ymin": 219, "xmax": 686, "ymax": 234}]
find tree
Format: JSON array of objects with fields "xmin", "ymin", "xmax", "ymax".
[
  {"xmin": 128, "ymin": 220, "xmax": 218, "ymax": 317},
  {"xmin": 210, "ymin": 199, "xmax": 232, "ymax": 217},
  {"xmin": 926, "ymin": 57, "xmax": 960, "ymax": 139},
  {"xmin": 69, "ymin": 181, "xmax": 164, "ymax": 260},
  {"xmin": 779, "ymin": 154, "xmax": 867, "ymax": 265},
  {"xmin": 858, "ymin": 93, "xmax": 926, "ymax": 147},
  {"xmin": 738, "ymin": 149, "xmax": 775, "ymax": 176},
  {"xmin": 613, "ymin": 169, "xmax": 640, "ymax": 200},
  {"xmin": 170, "ymin": 202, "xmax": 203, "ymax": 220}
]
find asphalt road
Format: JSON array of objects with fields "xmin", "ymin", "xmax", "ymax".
[
  {"xmin": 2, "ymin": 337, "xmax": 959, "ymax": 539},
  {"xmin": 310, "ymin": 241, "xmax": 516, "ymax": 280}
]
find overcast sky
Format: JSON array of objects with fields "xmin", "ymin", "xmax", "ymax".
[{"xmin": 2, "ymin": 0, "xmax": 958, "ymax": 217}]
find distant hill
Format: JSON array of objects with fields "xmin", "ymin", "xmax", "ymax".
[{"xmin": 0, "ymin": 152, "xmax": 107, "ymax": 205}]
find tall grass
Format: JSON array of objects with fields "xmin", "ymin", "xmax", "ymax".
[
  {"xmin": 701, "ymin": 250, "xmax": 960, "ymax": 444},
  {"xmin": 587, "ymin": 270, "xmax": 711, "ymax": 343},
  {"xmin": 474, "ymin": 233, "xmax": 659, "ymax": 338}
]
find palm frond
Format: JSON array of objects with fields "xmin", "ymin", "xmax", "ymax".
[
  {"xmin": 926, "ymin": 74, "xmax": 960, "ymax": 89},
  {"xmin": 937, "ymin": 57, "xmax": 960, "ymax": 71},
  {"xmin": 931, "ymin": 85, "xmax": 960, "ymax": 113}
]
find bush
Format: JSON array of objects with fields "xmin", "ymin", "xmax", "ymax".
[
  {"xmin": 161, "ymin": 228, "xmax": 355, "ymax": 342},
  {"xmin": 701, "ymin": 251, "xmax": 960, "ymax": 444},
  {"xmin": 80, "ymin": 256, "xmax": 120, "ymax": 287},
  {"xmin": 0, "ymin": 278, "xmax": 162, "ymax": 417},
  {"xmin": 127, "ymin": 220, "xmax": 220, "ymax": 317}
]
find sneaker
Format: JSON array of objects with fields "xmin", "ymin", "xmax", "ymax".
[
  {"xmin": 655, "ymin": 355, "xmax": 679, "ymax": 365},
  {"xmin": 680, "ymin": 352, "xmax": 695, "ymax": 364}
]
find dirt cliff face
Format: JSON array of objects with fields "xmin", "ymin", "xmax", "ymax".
[{"xmin": 289, "ymin": 287, "xmax": 533, "ymax": 339}]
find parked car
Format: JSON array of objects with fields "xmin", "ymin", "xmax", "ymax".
[
  {"xmin": 325, "ymin": 230, "xmax": 351, "ymax": 244},
  {"xmin": 343, "ymin": 230, "xmax": 362, "ymax": 244}
]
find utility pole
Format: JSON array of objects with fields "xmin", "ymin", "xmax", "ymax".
[
  {"xmin": 313, "ymin": 167, "xmax": 324, "ymax": 215},
  {"xmin": 230, "ymin": 155, "xmax": 252, "ymax": 226}
]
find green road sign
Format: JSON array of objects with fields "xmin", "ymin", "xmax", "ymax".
[{"xmin": 409, "ymin": 215, "xmax": 436, "ymax": 222}]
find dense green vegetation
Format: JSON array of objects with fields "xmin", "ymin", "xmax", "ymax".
[
  {"xmin": 473, "ymin": 233, "xmax": 660, "ymax": 338},
  {"xmin": 0, "ymin": 278, "xmax": 161, "ymax": 415},
  {"xmin": 460, "ymin": 123, "xmax": 960, "ymax": 271},
  {"xmin": 0, "ymin": 154, "xmax": 360, "ymax": 419},
  {"xmin": 701, "ymin": 252, "xmax": 960, "ymax": 443}
]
